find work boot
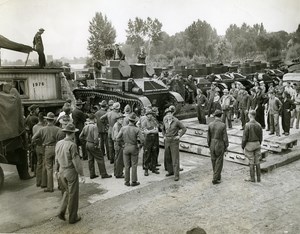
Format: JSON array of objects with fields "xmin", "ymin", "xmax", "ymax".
[
  {"xmin": 256, "ymin": 164, "xmax": 261, "ymax": 182},
  {"xmin": 144, "ymin": 169, "xmax": 149, "ymax": 176}
]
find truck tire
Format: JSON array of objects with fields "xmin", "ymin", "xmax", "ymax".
[{"xmin": 0, "ymin": 166, "xmax": 4, "ymax": 191}]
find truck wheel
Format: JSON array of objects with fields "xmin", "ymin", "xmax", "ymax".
[{"xmin": 0, "ymin": 166, "xmax": 4, "ymax": 191}]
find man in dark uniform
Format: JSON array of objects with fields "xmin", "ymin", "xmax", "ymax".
[
  {"xmin": 100, "ymin": 102, "xmax": 121, "ymax": 164},
  {"xmin": 95, "ymin": 100, "xmax": 109, "ymax": 159},
  {"xmin": 113, "ymin": 44, "xmax": 125, "ymax": 60},
  {"xmin": 137, "ymin": 47, "xmax": 147, "ymax": 64},
  {"xmin": 207, "ymin": 110, "xmax": 229, "ymax": 184},
  {"xmin": 33, "ymin": 28, "xmax": 46, "ymax": 68},
  {"xmin": 79, "ymin": 114, "xmax": 111, "ymax": 179},
  {"xmin": 55, "ymin": 123, "xmax": 85, "ymax": 224},
  {"xmin": 116, "ymin": 113, "xmax": 144, "ymax": 186},
  {"xmin": 242, "ymin": 110, "xmax": 263, "ymax": 183},
  {"xmin": 238, "ymin": 87, "xmax": 250, "ymax": 130},
  {"xmin": 104, "ymin": 44, "xmax": 115, "ymax": 61},
  {"xmin": 140, "ymin": 109, "xmax": 160, "ymax": 176},
  {"xmin": 72, "ymin": 100, "xmax": 87, "ymax": 160},
  {"xmin": 162, "ymin": 108, "xmax": 187, "ymax": 181},
  {"xmin": 32, "ymin": 112, "xmax": 61, "ymax": 192},
  {"xmin": 196, "ymin": 89, "xmax": 208, "ymax": 124}
]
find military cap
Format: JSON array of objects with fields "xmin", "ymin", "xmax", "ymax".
[
  {"xmin": 145, "ymin": 109, "xmax": 153, "ymax": 116},
  {"xmin": 223, "ymin": 89, "xmax": 229, "ymax": 93},
  {"xmin": 44, "ymin": 112, "xmax": 55, "ymax": 120},
  {"xmin": 164, "ymin": 108, "xmax": 172, "ymax": 115},
  {"xmin": 59, "ymin": 115, "xmax": 72, "ymax": 124},
  {"xmin": 108, "ymin": 100, "xmax": 115, "ymax": 106},
  {"xmin": 99, "ymin": 100, "xmax": 108, "ymax": 107},
  {"xmin": 28, "ymin": 104, "xmax": 39, "ymax": 112},
  {"xmin": 62, "ymin": 123, "xmax": 79, "ymax": 133},
  {"xmin": 213, "ymin": 109, "xmax": 223, "ymax": 117},
  {"xmin": 112, "ymin": 102, "xmax": 121, "ymax": 110},
  {"xmin": 128, "ymin": 113, "xmax": 137, "ymax": 122},
  {"xmin": 124, "ymin": 104, "xmax": 131, "ymax": 114},
  {"xmin": 39, "ymin": 28, "xmax": 45, "ymax": 32},
  {"xmin": 75, "ymin": 99, "xmax": 85, "ymax": 106}
]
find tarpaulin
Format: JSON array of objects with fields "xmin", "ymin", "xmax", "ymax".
[
  {"xmin": 0, "ymin": 34, "xmax": 33, "ymax": 53},
  {"xmin": 0, "ymin": 88, "xmax": 24, "ymax": 141}
]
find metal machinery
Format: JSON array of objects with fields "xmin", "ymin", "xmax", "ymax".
[{"xmin": 73, "ymin": 60, "xmax": 184, "ymax": 120}]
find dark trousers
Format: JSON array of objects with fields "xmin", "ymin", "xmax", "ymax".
[
  {"xmin": 164, "ymin": 138, "xmax": 180, "ymax": 177},
  {"xmin": 197, "ymin": 105, "xmax": 206, "ymax": 124},
  {"xmin": 75, "ymin": 131, "xmax": 87, "ymax": 160},
  {"xmin": 86, "ymin": 142, "xmax": 108, "ymax": 177},
  {"xmin": 154, "ymin": 133, "xmax": 160, "ymax": 165},
  {"xmin": 123, "ymin": 144, "xmax": 139, "ymax": 183},
  {"xmin": 36, "ymin": 145, "xmax": 47, "ymax": 187},
  {"xmin": 221, "ymin": 110, "xmax": 232, "ymax": 128},
  {"xmin": 143, "ymin": 134, "xmax": 157, "ymax": 171},
  {"xmin": 114, "ymin": 142, "xmax": 124, "ymax": 177},
  {"xmin": 210, "ymin": 139, "xmax": 225, "ymax": 182},
  {"xmin": 240, "ymin": 109, "xmax": 249, "ymax": 128},
  {"xmin": 59, "ymin": 169, "xmax": 79, "ymax": 223},
  {"xmin": 108, "ymin": 131, "xmax": 115, "ymax": 163},
  {"xmin": 37, "ymin": 49, "xmax": 46, "ymax": 68},
  {"xmin": 99, "ymin": 132, "xmax": 109, "ymax": 158},
  {"xmin": 207, "ymin": 100, "xmax": 214, "ymax": 116},
  {"xmin": 282, "ymin": 110, "xmax": 291, "ymax": 133}
]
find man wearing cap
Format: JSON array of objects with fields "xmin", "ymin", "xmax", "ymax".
[
  {"xmin": 80, "ymin": 114, "xmax": 111, "ymax": 179},
  {"xmin": 267, "ymin": 90, "xmax": 282, "ymax": 136},
  {"xmin": 108, "ymin": 100, "xmax": 115, "ymax": 112},
  {"xmin": 100, "ymin": 102, "xmax": 122, "ymax": 164},
  {"xmin": 242, "ymin": 110, "xmax": 262, "ymax": 183},
  {"xmin": 32, "ymin": 112, "xmax": 46, "ymax": 188},
  {"xmin": 32, "ymin": 112, "xmax": 61, "ymax": 192},
  {"xmin": 57, "ymin": 115, "xmax": 73, "ymax": 141},
  {"xmin": 162, "ymin": 108, "xmax": 187, "ymax": 181},
  {"xmin": 33, "ymin": 28, "xmax": 46, "ymax": 68},
  {"xmin": 196, "ymin": 89, "xmax": 208, "ymax": 124},
  {"xmin": 95, "ymin": 100, "xmax": 109, "ymax": 159},
  {"xmin": 113, "ymin": 44, "xmax": 125, "ymax": 60},
  {"xmin": 207, "ymin": 82, "xmax": 219, "ymax": 117},
  {"xmin": 238, "ymin": 88, "xmax": 250, "ymax": 130},
  {"xmin": 207, "ymin": 110, "xmax": 228, "ymax": 184},
  {"xmin": 116, "ymin": 113, "xmax": 144, "ymax": 186},
  {"xmin": 219, "ymin": 89, "xmax": 235, "ymax": 128},
  {"xmin": 140, "ymin": 109, "xmax": 160, "ymax": 176},
  {"xmin": 112, "ymin": 114, "xmax": 125, "ymax": 178},
  {"xmin": 72, "ymin": 100, "xmax": 87, "ymax": 160},
  {"xmin": 55, "ymin": 123, "xmax": 85, "ymax": 224},
  {"xmin": 122, "ymin": 104, "xmax": 132, "ymax": 126}
]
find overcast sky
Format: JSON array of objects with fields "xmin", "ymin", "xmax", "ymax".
[{"xmin": 0, "ymin": 0, "xmax": 299, "ymax": 61}]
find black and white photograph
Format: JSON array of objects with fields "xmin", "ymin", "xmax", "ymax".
[{"xmin": 0, "ymin": 0, "xmax": 300, "ymax": 233}]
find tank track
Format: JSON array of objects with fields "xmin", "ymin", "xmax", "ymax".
[{"xmin": 73, "ymin": 89, "xmax": 148, "ymax": 110}]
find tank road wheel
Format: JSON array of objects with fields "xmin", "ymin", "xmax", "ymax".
[{"xmin": 0, "ymin": 165, "xmax": 4, "ymax": 191}]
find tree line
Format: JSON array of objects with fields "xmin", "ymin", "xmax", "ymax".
[{"xmin": 87, "ymin": 12, "xmax": 300, "ymax": 68}]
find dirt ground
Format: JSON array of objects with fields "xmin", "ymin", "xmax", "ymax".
[{"xmin": 1, "ymin": 148, "xmax": 300, "ymax": 234}]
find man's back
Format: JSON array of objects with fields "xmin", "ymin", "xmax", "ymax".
[
  {"xmin": 95, "ymin": 109, "xmax": 107, "ymax": 133},
  {"xmin": 207, "ymin": 119, "xmax": 228, "ymax": 148}
]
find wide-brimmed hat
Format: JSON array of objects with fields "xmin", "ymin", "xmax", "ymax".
[
  {"xmin": 213, "ymin": 109, "xmax": 223, "ymax": 117},
  {"xmin": 75, "ymin": 99, "xmax": 85, "ymax": 106},
  {"xmin": 124, "ymin": 104, "xmax": 131, "ymax": 114},
  {"xmin": 99, "ymin": 100, "xmax": 108, "ymax": 107},
  {"xmin": 164, "ymin": 108, "xmax": 172, "ymax": 115},
  {"xmin": 116, "ymin": 114, "xmax": 125, "ymax": 120},
  {"xmin": 112, "ymin": 102, "xmax": 121, "ymax": 110},
  {"xmin": 28, "ymin": 104, "xmax": 39, "ymax": 112},
  {"xmin": 59, "ymin": 115, "xmax": 72, "ymax": 124},
  {"xmin": 128, "ymin": 113, "xmax": 137, "ymax": 122},
  {"xmin": 108, "ymin": 100, "xmax": 114, "ymax": 106},
  {"xmin": 62, "ymin": 123, "xmax": 79, "ymax": 133},
  {"xmin": 44, "ymin": 112, "xmax": 55, "ymax": 120},
  {"xmin": 223, "ymin": 89, "xmax": 229, "ymax": 93}
]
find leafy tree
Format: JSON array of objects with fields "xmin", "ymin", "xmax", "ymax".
[
  {"xmin": 185, "ymin": 20, "xmax": 218, "ymax": 58},
  {"xmin": 87, "ymin": 12, "xmax": 116, "ymax": 62},
  {"xmin": 216, "ymin": 38, "xmax": 232, "ymax": 63},
  {"xmin": 126, "ymin": 17, "xmax": 163, "ymax": 54}
]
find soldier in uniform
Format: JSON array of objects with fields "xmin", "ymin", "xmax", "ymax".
[
  {"xmin": 207, "ymin": 110, "xmax": 229, "ymax": 184},
  {"xmin": 207, "ymin": 82, "xmax": 219, "ymax": 117},
  {"xmin": 108, "ymin": 100, "xmax": 115, "ymax": 112},
  {"xmin": 72, "ymin": 100, "xmax": 87, "ymax": 160},
  {"xmin": 100, "ymin": 102, "xmax": 122, "ymax": 164},
  {"xmin": 33, "ymin": 28, "xmax": 46, "ymax": 68},
  {"xmin": 281, "ymin": 91, "xmax": 295, "ymax": 136},
  {"xmin": 219, "ymin": 89, "xmax": 235, "ymax": 128},
  {"xmin": 116, "ymin": 113, "xmax": 144, "ymax": 186},
  {"xmin": 55, "ymin": 123, "xmax": 85, "ymax": 224},
  {"xmin": 80, "ymin": 114, "xmax": 112, "ymax": 179},
  {"xmin": 242, "ymin": 110, "xmax": 263, "ymax": 182},
  {"xmin": 267, "ymin": 90, "xmax": 282, "ymax": 136},
  {"xmin": 112, "ymin": 114, "xmax": 125, "ymax": 178},
  {"xmin": 238, "ymin": 87, "xmax": 250, "ymax": 130},
  {"xmin": 32, "ymin": 112, "xmax": 46, "ymax": 187},
  {"xmin": 137, "ymin": 46, "xmax": 147, "ymax": 64},
  {"xmin": 113, "ymin": 44, "xmax": 125, "ymax": 60},
  {"xmin": 140, "ymin": 109, "xmax": 160, "ymax": 176},
  {"xmin": 196, "ymin": 89, "xmax": 208, "ymax": 124},
  {"xmin": 95, "ymin": 100, "xmax": 109, "ymax": 159},
  {"xmin": 162, "ymin": 108, "xmax": 187, "ymax": 181},
  {"xmin": 32, "ymin": 112, "xmax": 61, "ymax": 192}
]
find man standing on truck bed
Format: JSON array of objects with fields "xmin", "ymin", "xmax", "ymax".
[{"xmin": 33, "ymin": 28, "xmax": 46, "ymax": 68}]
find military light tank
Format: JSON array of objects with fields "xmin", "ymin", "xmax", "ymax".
[{"xmin": 73, "ymin": 60, "xmax": 184, "ymax": 120}]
